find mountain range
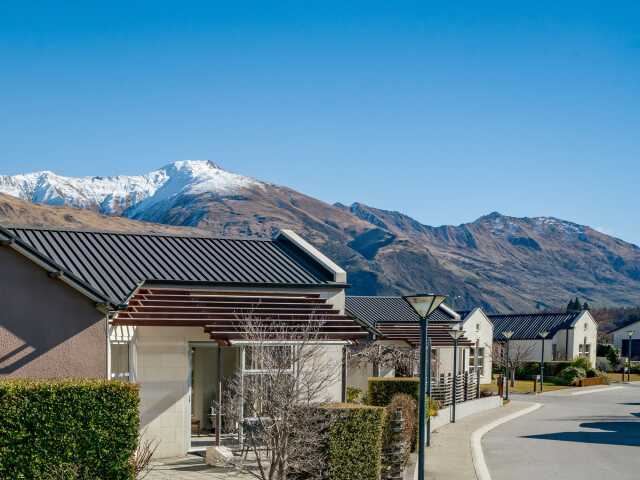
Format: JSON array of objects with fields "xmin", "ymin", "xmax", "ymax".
[{"xmin": 1, "ymin": 160, "xmax": 639, "ymax": 312}]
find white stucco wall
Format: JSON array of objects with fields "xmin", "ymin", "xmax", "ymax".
[
  {"xmin": 133, "ymin": 326, "xmax": 346, "ymax": 458},
  {"xmin": 569, "ymin": 311, "xmax": 598, "ymax": 367},
  {"xmin": 612, "ymin": 320, "xmax": 640, "ymax": 354},
  {"xmin": 461, "ymin": 309, "xmax": 494, "ymax": 384}
]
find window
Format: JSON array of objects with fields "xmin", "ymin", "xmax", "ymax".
[
  {"xmin": 469, "ymin": 347, "xmax": 485, "ymax": 376},
  {"xmin": 110, "ymin": 342, "xmax": 130, "ymax": 381},
  {"xmin": 243, "ymin": 345, "xmax": 295, "ymax": 373},
  {"xmin": 476, "ymin": 323, "xmax": 480, "ymax": 332}
]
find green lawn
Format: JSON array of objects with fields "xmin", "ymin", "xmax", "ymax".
[
  {"xmin": 480, "ymin": 378, "xmax": 569, "ymax": 394},
  {"xmin": 606, "ymin": 372, "xmax": 640, "ymax": 383}
]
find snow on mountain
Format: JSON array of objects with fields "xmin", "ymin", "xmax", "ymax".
[{"xmin": 0, "ymin": 160, "xmax": 263, "ymax": 216}]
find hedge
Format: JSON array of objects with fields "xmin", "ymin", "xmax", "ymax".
[
  {"xmin": 368, "ymin": 377, "xmax": 419, "ymax": 406},
  {"xmin": 0, "ymin": 379, "xmax": 139, "ymax": 480},
  {"xmin": 323, "ymin": 404, "xmax": 386, "ymax": 480},
  {"xmin": 368, "ymin": 377, "xmax": 438, "ymax": 416}
]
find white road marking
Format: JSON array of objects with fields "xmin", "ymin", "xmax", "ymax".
[
  {"xmin": 471, "ymin": 403, "xmax": 542, "ymax": 480},
  {"xmin": 570, "ymin": 386, "xmax": 624, "ymax": 396}
]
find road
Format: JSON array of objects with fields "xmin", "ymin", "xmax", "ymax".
[{"xmin": 483, "ymin": 383, "xmax": 640, "ymax": 480}]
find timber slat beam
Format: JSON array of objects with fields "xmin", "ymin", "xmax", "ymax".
[{"xmin": 112, "ymin": 288, "xmax": 371, "ymax": 341}]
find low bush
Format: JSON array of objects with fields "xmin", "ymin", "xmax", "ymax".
[
  {"xmin": 347, "ymin": 386, "xmax": 363, "ymax": 403},
  {"xmin": 382, "ymin": 393, "xmax": 417, "ymax": 470},
  {"xmin": 515, "ymin": 362, "xmax": 541, "ymax": 379},
  {"xmin": 368, "ymin": 377, "xmax": 438, "ymax": 416},
  {"xmin": 0, "ymin": 379, "xmax": 139, "ymax": 480},
  {"xmin": 323, "ymin": 404, "xmax": 386, "ymax": 480},
  {"xmin": 571, "ymin": 357, "xmax": 591, "ymax": 371},
  {"xmin": 560, "ymin": 366, "xmax": 587, "ymax": 385},
  {"xmin": 544, "ymin": 362, "xmax": 572, "ymax": 377},
  {"xmin": 368, "ymin": 377, "xmax": 419, "ymax": 406},
  {"xmin": 586, "ymin": 368, "xmax": 598, "ymax": 378},
  {"xmin": 595, "ymin": 357, "xmax": 612, "ymax": 373}
]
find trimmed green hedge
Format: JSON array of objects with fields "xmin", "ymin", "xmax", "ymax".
[
  {"xmin": 0, "ymin": 379, "xmax": 139, "ymax": 480},
  {"xmin": 368, "ymin": 377, "xmax": 439, "ymax": 416},
  {"xmin": 323, "ymin": 404, "xmax": 386, "ymax": 480},
  {"xmin": 368, "ymin": 377, "xmax": 419, "ymax": 406}
]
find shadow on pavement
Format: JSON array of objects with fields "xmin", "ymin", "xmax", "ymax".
[{"xmin": 523, "ymin": 414, "xmax": 640, "ymax": 447}]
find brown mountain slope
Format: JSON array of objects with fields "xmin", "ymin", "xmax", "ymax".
[
  {"xmin": 342, "ymin": 203, "xmax": 640, "ymax": 310},
  {"xmin": 125, "ymin": 185, "xmax": 484, "ymax": 306},
  {"xmin": 0, "ymin": 193, "xmax": 207, "ymax": 235}
]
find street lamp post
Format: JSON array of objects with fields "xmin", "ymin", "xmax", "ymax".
[
  {"xmin": 627, "ymin": 330, "xmax": 635, "ymax": 382},
  {"xmin": 449, "ymin": 325, "xmax": 465, "ymax": 423},
  {"xmin": 539, "ymin": 331, "xmax": 549, "ymax": 392},
  {"xmin": 404, "ymin": 294, "xmax": 447, "ymax": 480},
  {"xmin": 502, "ymin": 331, "xmax": 514, "ymax": 401}
]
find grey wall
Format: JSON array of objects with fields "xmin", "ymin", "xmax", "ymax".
[{"xmin": 0, "ymin": 247, "xmax": 107, "ymax": 378}]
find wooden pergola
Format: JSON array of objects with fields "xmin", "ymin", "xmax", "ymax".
[
  {"xmin": 112, "ymin": 287, "xmax": 370, "ymax": 343},
  {"xmin": 111, "ymin": 287, "xmax": 370, "ymax": 446}
]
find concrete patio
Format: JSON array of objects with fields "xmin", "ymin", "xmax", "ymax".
[{"xmin": 146, "ymin": 455, "xmax": 254, "ymax": 480}]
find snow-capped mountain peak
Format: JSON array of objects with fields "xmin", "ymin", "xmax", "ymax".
[{"xmin": 0, "ymin": 160, "xmax": 262, "ymax": 216}]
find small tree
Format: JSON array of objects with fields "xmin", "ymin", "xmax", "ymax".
[
  {"xmin": 492, "ymin": 341, "xmax": 536, "ymax": 386},
  {"xmin": 349, "ymin": 342, "xmax": 420, "ymax": 377},
  {"xmin": 223, "ymin": 316, "xmax": 341, "ymax": 480},
  {"xmin": 606, "ymin": 345, "xmax": 620, "ymax": 370}
]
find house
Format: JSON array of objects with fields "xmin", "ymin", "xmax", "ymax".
[
  {"xmin": 344, "ymin": 296, "xmax": 493, "ymax": 392},
  {"xmin": 455, "ymin": 309, "xmax": 494, "ymax": 384},
  {"xmin": 0, "ymin": 226, "xmax": 370, "ymax": 458},
  {"xmin": 609, "ymin": 319, "xmax": 640, "ymax": 360},
  {"xmin": 488, "ymin": 310, "xmax": 598, "ymax": 367}
]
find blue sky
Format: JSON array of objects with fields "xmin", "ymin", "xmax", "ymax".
[{"xmin": 1, "ymin": 1, "xmax": 639, "ymax": 244}]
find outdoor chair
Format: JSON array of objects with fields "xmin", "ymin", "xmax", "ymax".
[{"xmin": 239, "ymin": 417, "xmax": 272, "ymax": 460}]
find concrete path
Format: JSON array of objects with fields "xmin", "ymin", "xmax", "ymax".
[
  {"xmin": 146, "ymin": 455, "xmax": 253, "ymax": 480},
  {"xmin": 423, "ymin": 400, "xmax": 535, "ymax": 479},
  {"xmin": 484, "ymin": 383, "xmax": 640, "ymax": 480}
]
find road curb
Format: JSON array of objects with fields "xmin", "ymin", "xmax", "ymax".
[{"xmin": 471, "ymin": 403, "xmax": 542, "ymax": 480}]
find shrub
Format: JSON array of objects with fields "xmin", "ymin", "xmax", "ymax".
[
  {"xmin": 346, "ymin": 386, "xmax": 363, "ymax": 403},
  {"xmin": 368, "ymin": 377, "xmax": 419, "ymax": 406},
  {"xmin": 572, "ymin": 357, "xmax": 591, "ymax": 370},
  {"xmin": 515, "ymin": 362, "xmax": 540, "ymax": 379},
  {"xmin": 323, "ymin": 404, "xmax": 386, "ymax": 480},
  {"xmin": 544, "ymin": 362, "xmax": 572, "ymax": 377},
  {"xmin": 606, "ymin": 347, "xmax": 620, "ymax": 369},
  {"xmin": 0, "ymin": 379, "xmax": 139, "ymax": 480},
  {"xmin": 586, "ymin": 368, "xmax": 597, "ymax": 378},
  {"xmin": 560, "ymin": 366, "xmax": 587, "ymax": 385},
  {"xmin": 382, "ymin": 394, "xmax": 417, "ymax": 470},
  {"xmin": 596, "ymin": 357, "xmax": 612, "ymax": 372},
  {"xmin": 368, "ymin": 377, "xmax": 438, "ymax": 416}
]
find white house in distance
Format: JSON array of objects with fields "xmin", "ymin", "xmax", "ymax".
[
  {"xmin": 610, "ymin": 320, "xmax": 640, "ymax": 360},
  {"xmin": 456, "ymin": 308, "xmax": 494, "ymax": 384},
  {"xmin": 488, "ymin": 310, "xmax": 598, "ymax": 367},
  {"xmin": 345, "ymin": 297, "xmax": 495, "ymax": 388}
]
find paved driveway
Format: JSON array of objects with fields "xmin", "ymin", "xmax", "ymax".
[{"xmin": 483, "ymin": 384, "xmax": 640, "ymax": 480}]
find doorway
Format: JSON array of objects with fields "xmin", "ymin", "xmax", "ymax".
[{"xmin": 188, "ymin": 343, "xmax": 240, "ymax": 452}]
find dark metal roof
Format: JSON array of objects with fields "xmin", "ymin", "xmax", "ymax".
[
  {"xmin": 607, "ymin": 317, "xmax": 640, "ymax": 334},
  {"xmin": 345, "ymin": 296, "xmax": 457, "ymax": 328},
  {"xmin": 4, "ymin": 227, "xmax": 337, "ymax": 305},
  {"xmin": 489, "ymin": 312, "xmax": 583, "ymax": 340}
]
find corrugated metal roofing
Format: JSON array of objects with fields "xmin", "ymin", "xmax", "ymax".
[
  {"xmin": 345, "ymin": 296, "xmax": 470, "ymax": 346},
  {"xmin": 489, "ymin": 312, "xmax": 582, "ymax": 340},
  {"xmin": 6, "ymin": 227, "xmax": 335, "ymax": 305},
  {"xmin": 345, "ymin": 296, "xmax": 457, "ymax": 328}
]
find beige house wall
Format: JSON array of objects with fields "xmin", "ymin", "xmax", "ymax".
[{"xmin": 0, "ymin": 246, "xmax": 107, "ymax": 379}]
